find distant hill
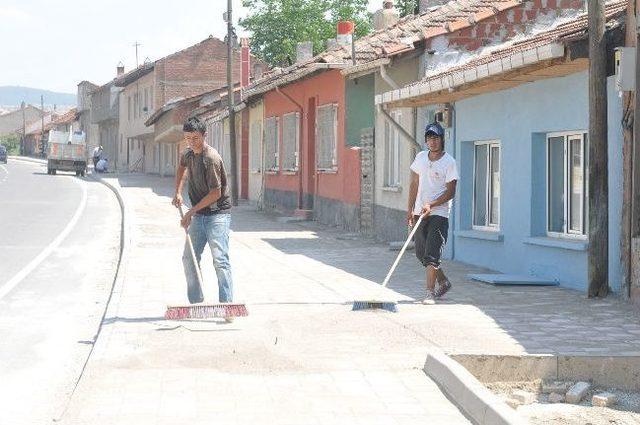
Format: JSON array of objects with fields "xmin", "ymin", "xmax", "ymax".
[{"xmin": 0, "ymin": 86, "xmax": 76, "ymax": 107}]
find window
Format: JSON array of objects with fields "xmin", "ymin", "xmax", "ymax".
[
  {"xmin": 282, "ymin": 112, "xmax": 300, "ymax": 171},
  {"xmin": 264, "ymin": 117, "xmax": 279, "ymax": 171},
  {"xmin": 149, "ymin": 88, "xmax": 154, "ymax": 113},
  {"xmin": 127, "ymin": 96, "xmax": 131, "ymax": 121},
  {"xmin": 133, "ymin": 93, "xmax": 138, "ymax": 119},
  {"xmin": 547, "ymin": 132, "xmax": 588, "ymax": 237},
  {"xmin": 473, "ymin": 141, "xmax": 500, "ymax": 229},
  {"xmin": 250, "ymin": 120, "xmax": 262, "ymax": 172},
  {"xmin": 317, "ymin": 104, "xmax": 338, "ymax": 170},
  {"xmin": 144, "ymin": 88, "xmax": 149, "ymax": 113},
  {"xmin": 384, "ymin": 110, "xmax": 401, "ymax": 187}
]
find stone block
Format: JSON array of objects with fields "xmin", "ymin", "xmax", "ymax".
[
  {"xmin": 592, "ymin": 392, "xmax": 617, "ymax": 407},
  {"xmin": 505, "ymin": 398, "xmax": 521, "ymax": 409},
  {"xmin": 565, "ymin": 382, "xmax": 590, "ymax": 404},
  {"xmin": 548, "ymin": 392, "xmax": 565, "ymax": 403},
  {"xmin": 542, "ymin": 381, "xmax": 571, "ymax": 394},
  {"xmin": 511, "ymin": 390, "xmax": 536, "ymax": 405}
]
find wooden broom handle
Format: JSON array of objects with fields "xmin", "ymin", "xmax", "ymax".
[{"xmin": 381, "ymin": 214, "xmax": 425, "ymax": 288}]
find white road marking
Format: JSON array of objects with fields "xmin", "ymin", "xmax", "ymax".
[
  {"xmin": 0, "ymin": 178, "xmax": 88, "ymax": 301},
  {"xmin": 0, "ymin": 165, "xmax": 8, "ymax": 183}
]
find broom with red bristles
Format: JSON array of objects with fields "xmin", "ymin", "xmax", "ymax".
[{"xmin": 165, "ymin": 206, "xmax": 248, "ymax": 320}]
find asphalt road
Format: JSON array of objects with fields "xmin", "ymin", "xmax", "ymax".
[{"xmin": 0, "ymin": 159, "xmax": 121, "ymax": 424}]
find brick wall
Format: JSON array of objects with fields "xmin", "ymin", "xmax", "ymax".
[
  {"xmin": 430, "ymin": 0, "xmax": 586, "ymax": 52},
  {"xmin": 154, "ymin": 37, "xmax": 242, "ymax": 108}
]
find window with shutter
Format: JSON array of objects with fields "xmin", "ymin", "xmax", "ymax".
[
  {"xmin": 282, "ymin": 112, "xmax": 300, "ymax": 171},
  {"xmin": 250, "ymin": 120, "xmax": 262, "ymax": 172},
  {"xmin": 316, "ymin": 104, "xmax": 337, "ymax": 171}
]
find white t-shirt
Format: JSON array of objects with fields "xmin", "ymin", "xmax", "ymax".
[{"xmin": 410, "ymin": 151, "xmax": 459, "ymax": 218}]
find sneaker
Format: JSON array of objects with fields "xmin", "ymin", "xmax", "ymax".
[
  {"xmin": 224, "ymin": 316, "xmax": 235, "ymax": 323},
  {"xmin": 422, "ymin": 291, "xmax": 436, "ymax": 305},
  {"xmin": 435, "ymin": 279, "xmax": 452, "ymax": 299}
]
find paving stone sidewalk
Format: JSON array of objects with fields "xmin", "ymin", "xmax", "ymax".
[{"xmin": 60, "ymin": 173, "xmax": 640, "ymax": 425}]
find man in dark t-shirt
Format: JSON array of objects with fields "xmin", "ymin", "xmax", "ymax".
[{"xmin": 172, "ymin": 117, "xmax": 234, "ymax": 310}]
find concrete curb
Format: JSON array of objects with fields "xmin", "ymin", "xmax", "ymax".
[
  {"xmin": 8, "ymin": 155, "xmax": 47, "ymax": 165},
  {"xmin": 424, "ymin": 349, "xmax": 527, "ymax": 425},
  {"xmin": 87, "ymin": 174, "xmax": 131, "ymax": 320},
  {"xmin": 452, "ymin": 353, "xmax": 640, "ymax": 391}
]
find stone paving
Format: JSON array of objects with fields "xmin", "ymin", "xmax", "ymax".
[{"xmin": 60, "ymin": 173, "xmax": 640, "ymax": 425}]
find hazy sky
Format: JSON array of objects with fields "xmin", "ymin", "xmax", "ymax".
[{"xmin": 0, "ymin": 0, "xmax": 382, "ymax": 93}]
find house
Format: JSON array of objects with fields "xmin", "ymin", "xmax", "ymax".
[
  {"xmin": 143, "ymin": 38, "xmax": 260, "ymax": 179},
  {"xmin": 242, "ymin": 44, "xmax": 363, "ymax": 230},
  {"xmin": 91, "ymin": 65, "xmax": 123, "ymax": 168},
  {"xmin": 0, "ymin": 105, "xmax": 42, "ymax": 137},
  {"xmin": 114, "ymin": 36, "xmax": 254, "ymax": 173},
  {"xmin": 377, "ymin": 0, "xmax": 627, "ymax": 293},
  {"xmin": 21, "ymin": 112, "xmax": 58, "ymax": 156},
  {"xmin": 145, "ymin": 85, "xmax": 233, "ymax": 177},
  {"xmin": 343, "ymin": 0, "xmax": 587, "ymax": 242},
  {"xmin": 77, "ymin": 81, "xmax": 100, "ymax": 161}
]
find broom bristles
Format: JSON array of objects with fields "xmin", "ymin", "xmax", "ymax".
[
  {"xmin": 165, "ymin": 303, "xmax": 248, "ymax": 320},
  {"xmin": 352, "ymin": 301, "xmax": 398, "ymax": 313}
]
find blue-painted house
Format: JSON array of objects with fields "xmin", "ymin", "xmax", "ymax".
[{"xmin": 376, "ymin": 1, "xmax": 628, "ymax": 293}]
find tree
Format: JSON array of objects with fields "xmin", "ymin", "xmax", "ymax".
[
  {"xmin": 240, "ymin": 0, "xmax": 372, "ymax": 67},
  {"xmin": 0, "ymin": 134, "xmax": 20, "ymax": 155},
  {"xmin": 395, "ymin": 0, "xmax": 419, "ymax": 17}
]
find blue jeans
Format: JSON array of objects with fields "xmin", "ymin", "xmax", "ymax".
[{"xmin": 182, "ymin": 213, "xmax": 233, "ymax": 304}]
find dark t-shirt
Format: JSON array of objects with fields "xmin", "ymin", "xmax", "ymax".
[{"xmin": 179, "ymin": 144, "xmax": 231, "ymax": 215}]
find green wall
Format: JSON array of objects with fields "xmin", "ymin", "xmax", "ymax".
[{"xmin": 345, "ymin": 74, "xmax": 375, "ymax": 147}]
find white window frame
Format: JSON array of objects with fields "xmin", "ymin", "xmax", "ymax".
[
  {"xmin": 265, "ymin": 116, "xmax": 280, "ymax": 172},
  {"xmin": 316, "ymin": 103, "xmax": 338, "ymax": 172},
  {"xmin": 282, "ymin": 112, "xmax": 300, "ymax": 172},
  {"xmin": 472, "ymin": 140, "xmax": 501, "ymax": 231},
  {"xmin": 546, "ymin": 131, "xmax": 588, "ymax": 239},
  {"xmin": 384, "ymin": 110, "xmax": 402, "ymax": 188}
]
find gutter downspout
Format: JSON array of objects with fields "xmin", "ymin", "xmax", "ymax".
[
  {"xmin": 379, "ymin": 64, "xmax": 399, "ymax": 90},
  {"xmin": 448, "ymin": 102, "xmax": 457, "ymax": 261},
  {"xmin": 377, "ymin": 104, "xmax": 421, "ymax": 151},
  {"xmin": 275, "ymin": 86, "xmax": 305, "ymax": 210}
]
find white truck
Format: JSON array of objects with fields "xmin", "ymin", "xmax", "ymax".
[{"xmin": 47, "ymin": 130, "xmax": 87, "ymax": 176}]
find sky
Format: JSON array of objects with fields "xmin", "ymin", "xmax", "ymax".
[{"xmin": 0, "ymin": 0, "xmax": 383, "ymax": 94}]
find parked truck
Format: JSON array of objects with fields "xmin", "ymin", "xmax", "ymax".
[{"xmin": 47, "ymin": 130, "xmax": 87, "ymax": 176}]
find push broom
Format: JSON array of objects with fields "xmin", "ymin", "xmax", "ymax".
[
  {"xmin": 165, "ymin": 206, "xmax": 248, "ymax": 320},
  {"xmin": 352, "ymin": 214, "xmax": 425, "ymax": 313}
]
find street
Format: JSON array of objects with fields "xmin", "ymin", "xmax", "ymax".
[{"xmin": 0, "ymin": 159, "xmax": 121, "ymax": 424}]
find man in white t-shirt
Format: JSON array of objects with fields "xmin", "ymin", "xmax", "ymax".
[{"xmin": 408, "ymin": 122, "xmax": 459, "ymax": 305}]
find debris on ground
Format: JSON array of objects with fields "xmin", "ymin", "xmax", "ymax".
[{"xmin": 487, "ymin": 380, "xmax": 640, "ymax": 425}]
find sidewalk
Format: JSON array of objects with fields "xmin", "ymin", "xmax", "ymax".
[{"xmin": 61, "ymin": 173, "xmax": 640, "ymax": 425}]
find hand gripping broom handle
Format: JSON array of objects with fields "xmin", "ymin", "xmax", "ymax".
[
  {"xmin": 381, "ymin": 214, "xmax": 425, "ymax": 288},
  {"xmin": 179, "ymin": 205, "xmax": 205, "ymax": 288}
]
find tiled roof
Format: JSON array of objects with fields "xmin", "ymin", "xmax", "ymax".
[
  {"xmin": 379, "ymin": 0, "xmax": 626, "ymax": 105},
  {"xmin": 51, "ymin": 108, "xmax": 78, "ymax": 126},
  {"xmin": 245, "ymin": 0, "xmax": 522, "ymax": 97},
  {"xmin": 409, "ymin": 0, "xmax": 626, "ymax": 89}
]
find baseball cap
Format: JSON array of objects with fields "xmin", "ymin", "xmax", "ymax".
[{"xmin": 424, "ymin": 122, "xmax": 444, "ymax": 138}]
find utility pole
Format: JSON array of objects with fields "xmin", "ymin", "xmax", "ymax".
[
  {"xmin": 588, "ymin": 0, "xmax": 609, "ymax": 297},
  {"xmin": 40, "ymin": 95, "xmax": 45, "ymax": 158},
  {"xmin": 227, "ymin": 0, "xmax": 239, "ymax": 206},
  {"xmin": 21, "ymin": 101, "xmax": 25, "ymax": 155},
  {"xmin": 133, "ymin": 41, "xmax": 141, "ymax": 67}
]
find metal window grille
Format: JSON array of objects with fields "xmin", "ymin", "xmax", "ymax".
[
  {"xmin": 316, "ymin": 104, "xmax": 337, "ymax": 170},
  {"xmin": 282, "ymin": 112, "xmax": 300, "ymax": 171},
  {"xmin": 264, "ymin": 117, "xmax": 279, "ymax": 171},
  {"xmin": 384, "ymin": 110, "xmax": 401, "ymax": 187}
]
